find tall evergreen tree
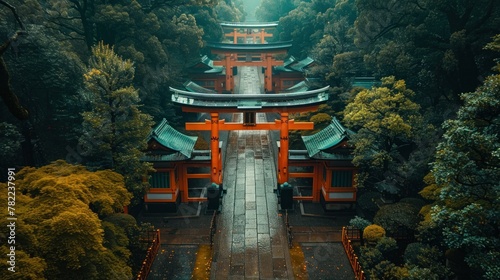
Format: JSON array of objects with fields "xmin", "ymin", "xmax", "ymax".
[
  {"xmin": 79, "ymin": 42, "xmax": 153, "ymax": 203},
  {"xmin": 429, "ymin": 37, "xmax": 500, "ymax": 279}
]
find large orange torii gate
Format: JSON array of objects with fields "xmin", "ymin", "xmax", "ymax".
[
  {"xmin": 220, "ymin": 21, "xmax": 278, "ymax": 44},
  {"xmin": 170, "ymin": 86, "xmax": 330, "ymax": 188},
  {"xmin": 207, "ymin": 41, "xmax": 292, "ymax": 93}
]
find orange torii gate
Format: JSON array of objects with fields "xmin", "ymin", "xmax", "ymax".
[
  {"xmin": 207, "ymin": 41, "xmax": 292, "ymax": 93},
  {"xmin": 220, "ymin": 21, "xmax": 277, "ymax": 44},
  {"xmin": 170, "ymin": 86, "xmax": 330, "ymax": 188}
]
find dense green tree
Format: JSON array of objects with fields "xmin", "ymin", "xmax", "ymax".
[
  {"xmin": 343, "ymin": 76, "xmax": 425, "ymax": 194},
  {"xmin": 215, "ymin": 0, "xmax": 243, "ymax": 22},
  {"xmin": 0, "ymin": 160, "xmax": 134, "ymax": 279},
  {"xmin": 429, "ymin": 44, "xmax": 500, "ymax": 279},
  {"xmin": 255, "ymin": 0, "xmax": 296, "ymax": 22},
  {"xmin": 355, "ymin": 0, "xmax": 500, "ymax": 106},
  {"xmin": 41, "ymin": 0, "xmax": 215, "ymax": 125},
  {"xmin": 79, "ymin": 42, "xmax": 153, "ymax": 203},
  {"xmin": 0, "ymin": 122, "xmax": 22, "ymax": 163},
  {"xmin": 311, "ymin": 0, "xmax": 360, "ymax": 81},
  {"xmin": 374, "ymin": 202, "xmax": 420, "ymax": 236},
  {"xmin": 0, "ymin": 20, "xmax": 85, "ymax": 165},
  {"xmin": 359, "ymin": 225, "xmax": 403, "ymax": 280},
  {"xmin": 278, "ymin": 0, "xmax": 337, "ymax": 57}
]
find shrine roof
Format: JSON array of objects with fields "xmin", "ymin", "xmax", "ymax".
[
  {"xmin": 302, "ymin": 117, "xmax": 353, "ymax": 158},
  {"xmin": 187, "ymin": 55, "xmax": 224, "ymax": 74},
  {"xmin": 280, "ymin": 81, "xmax": 309, "ymax": 93},
  {"xmin": 219, "ymin": 21, "xmax": 279, "ymax": 29},
  {"xmin": 352, "ymin": 77, "xmax": 380, "ymax": 89},
  {"xmin": 289, "ymin": 57, "xmax": 315, "ymax": 72},
  {"xmin": 170, "ymin": 86, "xmax": 330, "ymax": 110},
  {"xmin": 207, "ymin": 41, "xmax": 292, "ymax": 53},
  {"xmin": 147, "ymin": 118, "xmax": 198, "ymax": 158},
  {"xmin": 274, "ymin": 56, "xmax": 315, "ymax": 73},
  {"xmin": 183, "ymin": 81, "xmax": 217, "ymax": 93},
  {"xmin": 279, "ymin": 78, "xmax": 322, "ymax": 93}
]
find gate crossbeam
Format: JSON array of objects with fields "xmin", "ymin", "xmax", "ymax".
[
  {"xmin": 171, "ymin": 85, "xmax": 330, "ymax": 187},
  {"xmin": 186, "ymin": 119, "xmax": 313, "ymax": 131}
]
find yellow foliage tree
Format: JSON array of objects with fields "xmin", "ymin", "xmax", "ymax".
[
  {"xmin": 0, "ymin": 160, "xmax": 135, "ymax": 279},
  {"xmin": 364, "ymin": 224, "xmax": 386, "ymax": 245},
  {"xmin": 343, "ymin": 76, "xmax": 424, "ymax": 193}
]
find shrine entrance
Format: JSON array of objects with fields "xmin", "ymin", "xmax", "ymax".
[{"xmin": 170, "ymin": 84, "xmax": 330, "ymax": 188}]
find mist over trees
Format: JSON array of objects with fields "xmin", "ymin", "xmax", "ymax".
[{"xmin": 0, "ymin": 0, "xmax": 499, "ymax": 279}]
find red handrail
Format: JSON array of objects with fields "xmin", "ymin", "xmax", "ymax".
[
  {"xmin": 341, "ymin": 227, "xmax": 366, "ymax": 280},
  {"xmin": 136, "ymin": 229, "xmax": 161, "ymax": 280}
]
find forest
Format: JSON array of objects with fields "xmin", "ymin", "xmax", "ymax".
[{"xmin": 0, "ymin": 0, "xmax": 499, "ymax": 279}]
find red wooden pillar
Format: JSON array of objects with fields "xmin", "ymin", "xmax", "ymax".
[
  {"xmin": 233, "ymin": 28, "xmax": 237, "ymax": 43},
  {"xmin": 260, "ymin": 29, "xmax": 265, "ymax": 43},
  {"xmin": 264, "ymin": 53, "xmax": 274, "ymax": 92},
  {"xmin": 180, "ymin": 162, "xmax": 189, "ymax": 203},
  {"xmin": 278, "ymin": 113, "xmax": 289, "ymax": 184},
  {"xmin": 224, "ymin": 54, "xmax": 233, "ymax": 92},
  {"xmin": 313, "ymin": 162, "xmax": 322, "ymax": 202},
  {"xmin": 210, "ymin": 113, "xmax": 222, "ymax": 185}
]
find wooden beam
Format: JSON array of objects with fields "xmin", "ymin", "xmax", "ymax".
[
  {"xmin": 180, "ymin": 105, "xmax": 321, "ymax": 114},
  {"xmin": 186, "ymin": 119, "xmax": 314, "ymax": 131},
  {"xmin": 213, "ymin": 60, "xmax": 284, "ymax": 67},
  {"xmin": 211, "ymin": 49, "xmax": 288, "ymax": 56}
]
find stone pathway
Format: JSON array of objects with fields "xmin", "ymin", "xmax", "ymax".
[{"xmin": 210, "ymin": 66, "xmax": 293, "ymax": 279}]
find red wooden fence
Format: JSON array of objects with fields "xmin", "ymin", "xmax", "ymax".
[
  {"xmin": 136, "ymin": 229, "xmax": 161, "ymax": 280},
  {"xmin": 341, "ymin": 226, "xmax": 366, "ymax": 280}
]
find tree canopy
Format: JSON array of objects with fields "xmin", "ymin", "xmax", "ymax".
[
  {"xmin": 79, "ymin": 42, "xmax": 153, "ymax": 203},
  {"xmin": 343, "ymin": 76, "xmax": 424, "ymax": 194},
  {"xmin": 429, "ymin": 54, "xmax": 500, "ymax": 279},
  {"xmin": 0, "ymin": 160, "xmax": 135, "ymax": 279}
]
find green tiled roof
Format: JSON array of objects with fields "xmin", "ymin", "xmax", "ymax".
[
  {"xmin": 280, "ymin": 78, "xmax": 322, "ymax": 93},
  {"xmin": 280, "ymin": 81, "xmax": 309, "ymax": 93},
  {"xmin": 352, "ymin": 77, "xmax": 380, "ymax": 89},
  {"xmin": 289, "ymin": 57, "xmax": 315, "ymax": 72},
  {"xmin": 283, "ymin": 56, "xmax": 296, "ymax": 67},
  {"xmin": 183, "ymin": 81, "xmax": 217, "ymax": 93},
  {"xmin": 207, "ymin": 41, "xmax": 292, "ymax": 53},
  {"xmin": 170, "ymin": 86, "xmax": 330, "ymax": 110},
  {"xmin": 302, "ymin": 117, "xmax": 351, "ymax": 158},
  {"xmin": 147, "ymin": 119, "xmax": 198, "ymax": 158},
  {"xmin": 274, "ymin": 56, "xmax": 315, "ymax": 73},
  {"xmin": 188, "ymin": 55, "xmax": 224, "ymax": 74},
  {"xmin": 219, "ymin": 21, "xmax": 279, "ymax": 29}
]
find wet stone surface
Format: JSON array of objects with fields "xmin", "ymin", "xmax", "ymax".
[
  {"xmin": 301, "ymin": 243, "xmax": 355, "ymax": 280},
  {"xmin": 148, "ymin": 245, "xmax": 198, "ymax": 280},
  {"xmin": 211, "ymin": 68, "xmax": 294, "ymax": 279}
]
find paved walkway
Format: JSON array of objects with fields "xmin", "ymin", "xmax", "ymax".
[
  {"xmin": 211, "ymin": 66, "xmax": 293, "ymax": 279},
  {"xmin": 145, "ymin": 66, "xmax": 355, "ymax": 280}
]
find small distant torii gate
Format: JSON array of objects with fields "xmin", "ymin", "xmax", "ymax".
[
  {"xmin": 207, "ymin": 41, "xmax": 292, "ymax": 93},
  {"xmin": 220, "ymin": 21, "xmax": 278, "ymax": 44}
]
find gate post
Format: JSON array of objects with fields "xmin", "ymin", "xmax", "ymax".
[
  {"xmin": 210, "ymin": 113, "xmax": 221, "ymax": 185},
  {"xmin": 264, "ymin": 54, "xmax": 274, "ymax": 92},
  {"xmin": 278, "ymin": 112, "xmax": 289, "ymax": 185}
]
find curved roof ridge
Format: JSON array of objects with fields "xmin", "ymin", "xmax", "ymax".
[
  {"xmin": 219, "ymin": 21, "xmax": 279, "ymax": 28},
  {"xmin": 148, "ymin": 119, "xmax": 198, "ymax": 158},
  {"xmin": 301, "ymin": 117, "xmax": 351, "ymax": 158}
]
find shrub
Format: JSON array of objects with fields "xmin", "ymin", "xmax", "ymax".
[
  {"xmin": 364, "ymin": 224, "xmax": 386, "ymax": 245},
  {"xmin": 349, "ymin": 216, "xmax": 372, "ymax": 231}
]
